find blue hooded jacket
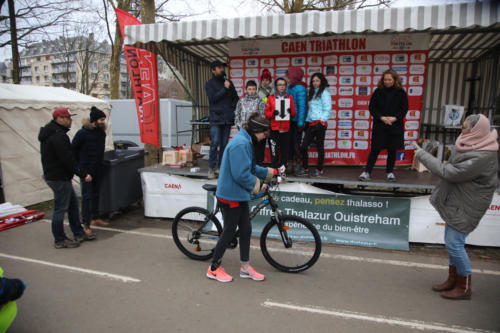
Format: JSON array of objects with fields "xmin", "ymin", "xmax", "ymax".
[
  {"xmin": 287, "ymin": 83, "xmax": 307, "ymax": 127},
  {"xmin": 216, "ymin": 129, "xmax": 273, "ymax": 202}
]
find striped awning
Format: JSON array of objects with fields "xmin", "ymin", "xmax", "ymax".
[{"xmin": 124, "ymin": 2, "xmax": 500, "ymax": 62}]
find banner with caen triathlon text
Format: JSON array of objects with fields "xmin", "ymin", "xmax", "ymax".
[
  {"xmin": 115, "ymin": 8, "xmax": 160, "ymax": 148},
  {"xmin": 209, "ymin": 191, "xmax": 410, "ymax": 251},
  {"xmin": 228, "ymin": 34, "xmax": 430, "ymax": 165}
]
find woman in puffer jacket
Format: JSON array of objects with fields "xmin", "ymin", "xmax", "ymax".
[
  {"xmin": 286, "ymin": 67, "xmax": 308, "ymax": 172},
  {"xmin": 414, "ymin": 114, "xmax": 498, "ymax": 300},
  {"xmin": 296, "ymin": 73, "xmax": 332, "ymax": 177}
]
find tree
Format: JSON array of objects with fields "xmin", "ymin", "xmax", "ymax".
[
  {"xmin": 102, "ymin": 0, "xmax": 193, "ymax": 166},
  {"xmin": 258, "ymin": 0, "xmax": 392, "ymax": 13},
  {"xmin": 0, "ymin": 0, "xmax": 85, "ymax": 82}
]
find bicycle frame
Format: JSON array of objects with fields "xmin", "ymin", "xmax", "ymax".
[{"xmin": 205, "ymin": 182, "xmax": 293, "ymax": 249}]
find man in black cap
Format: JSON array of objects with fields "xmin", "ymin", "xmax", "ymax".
[
  {"xmin": 204, "ymin": 60, "xmax": 239, "ymax": 179},
  {"xmin": 72, "ymin": 106, "xmax": 108, "ymax": 238},
  {"xmin": 39, "ymin": 107, "xmax": 94, "ymax": 248}
]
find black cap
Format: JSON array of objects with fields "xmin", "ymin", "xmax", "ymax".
[{"xmin": 210, "ymin": 60, "xmax": 227, "ymax": 69}]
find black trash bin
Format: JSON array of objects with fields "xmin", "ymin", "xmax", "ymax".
[{"xmin": 99, "ymin": 149, "xmax": 145, "ymax": 215}]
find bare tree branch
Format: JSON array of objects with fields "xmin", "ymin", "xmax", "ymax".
[{"xmin": 257, "ymin": 0, "xmax": 392, "ymax": 13}]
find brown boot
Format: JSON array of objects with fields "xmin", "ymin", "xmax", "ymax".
[
  {"xmin": 441, "ymin": 274, "xmax": 471, "ymax": 300},
  {"xmin": 432, "ymin": 266, "xmax": 456, "ymax": 292},
  {"xmin": 91, "ymin": 219, "xmax": 110, "ymax": 227}
]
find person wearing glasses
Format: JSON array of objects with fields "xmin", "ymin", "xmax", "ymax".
[
  {"xmin": 265, "ymin": 77, "xmax": 297, "ymax": 169},
  {"xmin": 414, "ymin": 114, "xmax": 498, "ymax": 300}
]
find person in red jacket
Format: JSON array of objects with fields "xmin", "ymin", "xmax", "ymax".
[{"xmin": 265, "ymin": 77, "xmax": 297, "ymax": 168}]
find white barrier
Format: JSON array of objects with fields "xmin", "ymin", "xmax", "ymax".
[{"xmin": 141, "ymin": 171, "xmax": 500, "ymax": 247}]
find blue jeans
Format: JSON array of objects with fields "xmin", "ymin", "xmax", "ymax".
[
  {"xmin": 80, "ymin": 175, "xmax": 102, "ymax": 227},
  {"xmin": 445, "ymin": 225, "xmax": 471, "ymax": 276},
  {"xmin": 209, "ymin": 124, "xmax": 231, "ymax": 169},
  {"xmin": 45, "ymin": 180, "xmax": 84, "ymax": 243}
]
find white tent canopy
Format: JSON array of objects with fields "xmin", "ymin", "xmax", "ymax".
[{"xmin": 0, "ymin": 84, "xmax": 113, "ymax": 206}]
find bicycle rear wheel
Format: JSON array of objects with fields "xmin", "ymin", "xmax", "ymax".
[
  {"xmin": 172, "ymin": 207, "xmax": 222, "ymax": 261},
  {"xmin": 260, "ymin": 215, "xmax": 321, "ymax": 273}
]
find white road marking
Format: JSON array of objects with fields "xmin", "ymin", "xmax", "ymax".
[
  {"xmin": 262, "ymin": 301, "xmax": 498, "ymax": 333},
  {"xmin": 40, "ymin": 219, "xmax": 173, "ymax": 239},
  {"xmin": 0, "ymin": 253, "xmax": 141, "ymax": 283},
  {"xmin": 39, "ymin": 219, "xmax": 500, "ymax": 276}
]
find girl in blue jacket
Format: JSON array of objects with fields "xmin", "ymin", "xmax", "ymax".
[
  {"xmin": 207, "ymin": 113, "xmax": 277, "ymax": 283},
  {"xmin": 297, "ymin": 73, "xmax": 332, "ymax": 177}
]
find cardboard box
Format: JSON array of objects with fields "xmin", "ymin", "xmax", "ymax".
[
  {"xmin": 162, "ymin": 150, "xmax": 179, "ymax": 165},
  {"xmin": 179, "ymin": 149, "xmax": 193, "ymax": 162},
  {"xmin": 191, "ymin": 143, "xmax": 202, "ymax": 155}
]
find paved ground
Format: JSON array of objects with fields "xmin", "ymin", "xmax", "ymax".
[{"xmin": 1, "ymin": 206, "xmax": 500, "ymax": 333}]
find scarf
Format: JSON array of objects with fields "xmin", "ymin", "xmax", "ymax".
[{"xmin": 455, "ymin": 114, "xmax": 499, "ymax": 152}]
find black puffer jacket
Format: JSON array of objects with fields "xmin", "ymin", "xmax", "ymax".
[
  {"xmin": 204, "ymin": 74, "xmax": 239, "ymax": 125},
  {"xmin": 38, "ymin": 120, "xmax": 83, "ymax": 181},
  {"xmin": 72, "ymin": 118, "xmax": 106, "ymax": 178}
]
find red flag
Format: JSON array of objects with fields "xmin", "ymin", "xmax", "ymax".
[{"xmin": 115, "ymin": 8, "xmax": 160, "ymax": 148}]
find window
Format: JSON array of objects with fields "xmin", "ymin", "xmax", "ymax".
[
  {"xmin": 91, "ymin": 62, "xmax": 98, "ymax": 70},
  {"xmin": 171, "ymin": 89, "xmax": 178, "ymax": 96},
  {"xmin": 103, "ymin": 64, "xmax": 109, "ymax": 70},
  {"xmin": 36, "ymin": 57, "xmax": 41, "ymax": 61},
  {"xmin": 91, "ymin": 73, "xmax": 97, "ymax": 80},
  {"xmin": 46, "ymin": 56, "xmax": 50, "ymax": 61},
  {"xmin": 36, "ymin": 76, "xmax": 40, "ymax": 82},
  {"xmin": 35, "ymin": 66, "xmax": 39, "ymax": 72},
  {"xmin": 103, "ymin": 84, "xmax": 109, "ymax": 89},
  {"xmin": 103, "ymin": 74, "xmax": 109, "ymax": 80},
  {"xmin": 44, "ymin": 65, "xmax": 48, "ymax": 72},
  {"xmin": 44, "ymin": 75, "xmax": 49, "ymax": 81}
]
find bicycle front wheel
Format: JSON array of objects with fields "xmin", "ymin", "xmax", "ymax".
[
  {"xmin": 172, "ymin": 207, "xmax": 222, "ymax": 261},
  {"xmin": 260, "ymin": 215, "xmax": 321, "ymax": 273}
]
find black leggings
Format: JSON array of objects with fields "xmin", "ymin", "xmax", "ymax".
[
  {"xmin": 301, "ymin": 123, "xmax": 327, "ymax": 170},
  {"xmin": 269, "ymin": 130, "xmax": 291, "ymax": 168},
  {"xmin": 211, "ymin": 201, "xmax": 251, "ymax": 269},
  {"xmin": 365, "ymin": 148, "xmax": 396, "ymax": 173},
  {"xmin": 254, "ymin": 138, "xmax": 266, "ymax": 165}
]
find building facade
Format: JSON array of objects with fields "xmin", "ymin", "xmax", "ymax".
[{"xmin": 17, "ymin": 35, "xmax": 129, "ymax": 99}]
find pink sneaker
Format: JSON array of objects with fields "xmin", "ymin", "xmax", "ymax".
[
  {"xmin": 206, "ymin": 266, "xmax": 233, "ymax": 282},
  {"xmin": 240, "ymin": 266, "xmax": 265, "ymax": 281}
]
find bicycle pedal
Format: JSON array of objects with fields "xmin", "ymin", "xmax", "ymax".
[{"xmin": 228, "ymin": 239, "xmax": 238, "ymax": 249}]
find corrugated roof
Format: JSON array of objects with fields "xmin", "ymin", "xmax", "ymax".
[{"xmin": 124, "ymin": 2, "xmax": 500, "ymax": 63}]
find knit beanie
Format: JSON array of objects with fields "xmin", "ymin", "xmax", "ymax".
[
  {"xmin": 260, "ymin": 69, "xmax": 272, "ymax": 82},
  {"xmin": 286, "ymin": 66, "xmax": 304, "ymax": 85},
  {"xmin": 90, "ymin": 106, "xmax": 106, "ymax": 123}
]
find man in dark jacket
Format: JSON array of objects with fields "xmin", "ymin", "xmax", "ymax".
[
  {"xmin": 204, "ymin": 60, "xmax": 239, "ymax": 179},
  {"xmin": 72, "ymin": 106, "xmax": 108, "ymax": 238},
  {"xmin": 39, "ymin": 107, "xmax": 93, "ymax": 248}
]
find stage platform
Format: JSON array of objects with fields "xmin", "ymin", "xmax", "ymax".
[{"xmin": 141, "ymin": 159, "xmax": 439, "ymax": 195}]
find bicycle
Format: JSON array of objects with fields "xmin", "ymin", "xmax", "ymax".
[{"xmin": 172, "ymin": 178, "xmax": 322, "ymax": 273}]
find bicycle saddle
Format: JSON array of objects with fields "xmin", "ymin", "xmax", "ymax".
[{"xmin": 202, "ymin": 184, "xmax": 217, "ymax": 192}]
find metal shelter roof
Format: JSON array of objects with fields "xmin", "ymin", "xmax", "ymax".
[{"xmin": 124, "ymin": 2, "xmax": 500, "ymax": 63}]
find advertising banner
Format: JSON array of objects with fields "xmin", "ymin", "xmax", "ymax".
[
  {"xmin": 228, "ymin": 34, "xmax": 430, "ymax": 165},
  {"xmin": 209, "ymin": 191, "xmax": 411, "ymax": 251},
  {"xmin": 115, "ymin": 8, "xmax": 160, "ymax": 148}
]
